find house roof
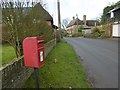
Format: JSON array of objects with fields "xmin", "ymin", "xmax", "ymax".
[
  {"xmin": 66, "ymin": 18, "xmax": 99, "ymax": 28},
  {"xmin": 111, "ymin": 5, "xmax": 120, "ymax": 12},
  {"xmin": 31, "ymin": 3, "xmax": 53, "ymax": 21},
  {"xmin": 108, "ymin": 5, "xmax": 120, "ymax": 14},
  {"xmin": 2, "ymin": 3, "xmax": 53, "ymax": 22},
  {"xmin": 86, "ymin": 20, "xmax": 99, "ymax": 26},
  {"xmin": 66, "ymin": 18, "xmax": 83, "ymax": 28}
]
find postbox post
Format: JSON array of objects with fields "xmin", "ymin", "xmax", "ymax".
[
  {"xmin": 23, "ymin": 36, "xmax": 45, "ymax": 88},
  {"xmin": 34, "ymin": 68, "xmax": 40, "ymax": 88}
]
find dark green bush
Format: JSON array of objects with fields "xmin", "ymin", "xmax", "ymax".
[
  {"xmin": 63, "ymin": 31, "xmax": 68, "ymax": 37},
  {"xmin": 78, "ymin": 25, "xmax": 83, "ymax": 32}
]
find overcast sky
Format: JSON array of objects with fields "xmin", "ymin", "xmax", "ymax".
[{"xmin": 44, "ymin": 0, "xmax": 119, "ymax": 25}]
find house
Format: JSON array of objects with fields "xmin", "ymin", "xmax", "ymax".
[
  {"xmin": 24, "ymin": 3, "xmax": 54, "ymax": 27},
  {"xmin": 82, "ymin": 15, "xmax": 99, "ymax": 34},
  {"xmin": 106, "ymin": 6, "xmax": 120, "ymax": 37},
  {"xmin": 27, "ymin": 3, "xmax": 60, "ymax": 38},
  {"xmin": 66, "ymin": 17, "xmax": 83, "ymax": 36},
  {"xmin": 66, "ymin": 15, "xmax": 99, "ymax": 35},
  {"xmin": 2, "ymin": 2, "xmax": 55, "ymax": 28},
  {"xmin": 2, "ymin": 3, "xmax": 58, "ymax": 33},
  {"xmin": 2, "ymin": 2, "xmax": 58, "ymax": 43}
]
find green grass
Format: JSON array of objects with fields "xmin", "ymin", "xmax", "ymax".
[
  {"xmin": 1, "ymin": 44, "xmax": 16, "ymax": 66},
  {"xmin": 24, "ymin": 39, "xmax": 91, "ymax": 88},
  {"xmin": 0, "ymin": 45, "xmax": 2, "ymax": 67}
]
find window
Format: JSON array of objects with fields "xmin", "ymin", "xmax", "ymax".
[{"xmin": 111, "ymin": 12, "xmax": 114, "ymax": 18}]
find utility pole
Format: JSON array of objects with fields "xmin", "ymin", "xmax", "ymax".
[
  {"xmin": 76, "ymin": 14, "xmax": 79, "ymax": 29},
  {"xmin": 57, "ymin": 0, "xmax": 61, "ymax": 41}
]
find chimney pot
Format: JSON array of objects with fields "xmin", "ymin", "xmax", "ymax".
[
  {"xmin": 73, "ymin": 16, "xmax": 75, "ymax": 20},
  {"xmin": 83, "ymin": 15, "xmax": 86, "ymax": 26}
]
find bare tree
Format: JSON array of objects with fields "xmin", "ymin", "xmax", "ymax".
[
  {"xmin": 2, "ymin": 1, "xmax": 27, "ymax": 57},
  {"xmin": 62, "ymin": 18, "xmax": 70, "ymax": 29},
  {"xmin": 0, "ymin": 0, "xmax": 50, "ymax": 57},
  {"xmin": 1, "ymin": 0, "xmax": 54, "ymax": 58}
]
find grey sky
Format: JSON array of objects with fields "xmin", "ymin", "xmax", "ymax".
[{"xmin": 45, "ymin": 0, "xmax": 119, "ymax": 25}]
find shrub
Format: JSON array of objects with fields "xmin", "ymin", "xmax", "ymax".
[
  {"xmin": 72, "ymin": 32, "xmax": 83, "ymax": 37},
  {"xmin": 91, "ymin": 27, "xmax": 99, "ymax": 34},
  {"xmin": 63, "ymin": 31, "xmax": 68, "ymax": 37},
  {"xmin": 78, "ymin": 25, "xmax": 83, "ymax": 32}
]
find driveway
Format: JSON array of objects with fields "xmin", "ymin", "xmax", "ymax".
[{"xmin": 64, "ymin": 37, "xmax": 118, "ymax": 88}]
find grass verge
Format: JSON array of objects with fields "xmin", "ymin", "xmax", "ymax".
[
  {"xmin": 24, "ymin": 39, "xmax": 91, "ymax": 88},
  {"xmin": 1, "ymin": 44, "xmax": 16, "ymax": 66}
]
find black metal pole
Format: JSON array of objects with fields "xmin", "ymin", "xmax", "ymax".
[{"xmin": 34, "ymin": 68, "xmax": 40, "ymax": 89}]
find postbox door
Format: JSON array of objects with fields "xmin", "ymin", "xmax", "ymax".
[
  {"xmin": 39, "ymin": 48, "xmax": 44, "ymax": 62},
  {"xmin": 38, "ymin": 47, "xmax": 45, "ymax": 67}
]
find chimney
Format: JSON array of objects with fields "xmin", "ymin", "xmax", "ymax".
[
  {"xmin": 76, "ymin": 14, "xmax": 78, "ymax": 18},
  {"xmin": 94, "ymin": 22, "xmax": 97, "ymax": 27},
  {"xmin": 73, "ymin": 16, "xmax": 75, "ymax": 20},
  {"xmin": 83, "ymin": 15, "xmax": 86, "ymax": 26}
]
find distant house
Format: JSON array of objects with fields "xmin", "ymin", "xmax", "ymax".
[
  {"xmin": 82, "ymin": 15, "xmax": 99, "ymax": 34},
  {"xmin": 66, "ymin": 15, "xmax": 99, "ymax": 35},
  {"xmin": 66, "ymin": 17, "xmax": 83, "ymax": 36},
  {"xmin": 106, "ymin": 6, "xmax": 120, "ymax": 37}
]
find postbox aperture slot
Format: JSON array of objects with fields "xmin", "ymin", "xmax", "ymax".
[{"xmin": 37, "ymin": 40, "xmax": 44, "ymax": 44}]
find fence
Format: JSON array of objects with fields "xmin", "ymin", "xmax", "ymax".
[{"xmin": 0, "ymin": 39, "xmax": 55, "ymax": 88}]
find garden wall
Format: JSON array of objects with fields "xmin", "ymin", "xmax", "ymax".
[
  {"xmin": 103, "ymin": 24, "xmax": 112, "ymax": 37},
  {"xmin": 0, "ymin": 39, "xmax": 55, "ymax": 88}
]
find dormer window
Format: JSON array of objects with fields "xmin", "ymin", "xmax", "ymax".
[{"xmin": 110, "ymin": 12, "xmax": 114, "ymax": 18}]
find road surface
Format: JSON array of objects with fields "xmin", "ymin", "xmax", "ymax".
[{"xmin": 64, "ymin": 37, "xmax": 118, "ymax": 88}]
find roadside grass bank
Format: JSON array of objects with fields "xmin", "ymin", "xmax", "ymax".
[
  {"xmin": 2, "ymin": 44, "xmax": 16, "ymax": 66},
  {"xmin": 24, "ymin": 39, "xmax": 91, "ymax": 88}
]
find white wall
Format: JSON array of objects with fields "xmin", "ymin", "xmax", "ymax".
[
  {"xmin": 112, "ymin": 24, "xmax": 120, "ymax": 37},
  {"xmin": 82, "ymin": 29, "xmax": 92, "ymax": 34}
]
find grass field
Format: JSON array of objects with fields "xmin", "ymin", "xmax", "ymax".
[
  {"xmin": 1, "ymin": 44, "xmax": 16, "ymax": 66},
  {"xmin": 24, "ymin": 39, "xmax": 91, "ymax": 88}
]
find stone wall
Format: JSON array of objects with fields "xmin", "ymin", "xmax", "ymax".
[
  {"xmin": 103, "ymin": 24, "xmax": 112, "ymax": 37},
  {"xmin": 0, "ymin": 39, "xmax": 55, "ymax": 88}
]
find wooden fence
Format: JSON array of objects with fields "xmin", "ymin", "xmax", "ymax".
[{"xmin": 0, "ymin": 39, "xmax": 55, "ymax": 88}]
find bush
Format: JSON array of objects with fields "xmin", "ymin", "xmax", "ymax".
[
  {"xmin": 84, "ymin": 32, "xmax": 100, "ymax": 38},
  {"xmin": 63, "ymin": 31, "xmax": 68, "ymax": 37},
  {"xmin": 87, "ymin": 26, "xmax": 109, "ymax": 38},
  {"xmin": 100, "ymin": 33, "xmax": 110, "ymax": 38},
  {"xmin": 91, "ymin": 27, "xmax": 99, "ymax": 34},
  {"xmin": 78, "ymin": 25, "xmax": 83, "ymax": 32},
  {"xmin": 72, "ymin": 32, "xmax": 83, "ymax": 37}
]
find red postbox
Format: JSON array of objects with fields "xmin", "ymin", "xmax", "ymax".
[{"xmin": 23, "ymin": 36, "xmax": 45, "ymax": 68}]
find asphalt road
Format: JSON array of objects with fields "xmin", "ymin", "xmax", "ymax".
[{"xmin": 64, "ymin": 37, "xmax": 118, "ymax": 88}]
